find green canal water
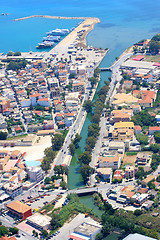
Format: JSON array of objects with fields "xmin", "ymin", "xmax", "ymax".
[{"xmin": 67, "ymin": 53, "xmax": 119, "ymax": 240}]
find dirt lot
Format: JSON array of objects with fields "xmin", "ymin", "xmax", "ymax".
[{"xmin": 123, "ymin": 153, "xmax": 137, "ymax": 166}]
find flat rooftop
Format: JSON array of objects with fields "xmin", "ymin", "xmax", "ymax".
[
  {"xmin": 27, "ymin": 212, "xmax": 51, "ymax": 227},
  {"xmin": 74, "ymin": 222, "xmax": 100, "ymax": 236}
]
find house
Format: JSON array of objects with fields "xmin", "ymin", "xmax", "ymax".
[
  {"xmin": 125, "ymin": 166, "xmax": 138, "ymax": 178},
  {"xmin": 3, "ymin": 182, "xmax": 23, "ymax": 198},
  {"xmin": 96, "ymin": 168, "xmax": 112, "ymax": 182},
  {"xmin": 123, "ymin": 80, "xmax": 133, "ymax": 89},
  {"xmin": 130, "ymin": 104, "xmax": 141, "ymax": 114},
  {"xmin": 29, "ymin": 93, "xmax": 42, "ymax": 106},
  {"xmin": 136, "ymin": 152, "xmax": 149, "ymax": 166},
  {"xmin": 113, "ymin": 170, "xmax": 124, "ymax": 181},
  {"xmin": 149, "ymin": 126, "xmax": 160, "ymax": 135},
  {"xmin": 112, "ymin": 93, "xmax": 138, "ymax": 106},
  {"xmin": 72, "ymin": 82, "xmax": 85, "ymax": 93},
  {"xmin": 135, "ymin": 125, "xmax": 142, "ymax": 134},
  {"xmin": 6, "ymin": 200, "xmax": 32, "ymax": 220},
  {"xmin": 37, "ymin": 98, "xmax": 50, "ymax": 107},
  {"xmin": 141, "ymin": 175, "xmax": 155, "ymax": 187},
  {"xmin": 98, "ymin": 154, "xmax": 122, "ymax": 170}
]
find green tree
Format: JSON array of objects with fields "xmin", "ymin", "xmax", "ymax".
[
  {"xmin": 44, "ymin": 147, "xmax": 56, "ymax": 161},
  {"xmin": 89, "ymin": 77, "xmax": 98, "ymax": 88},
  {"xmin": 91, "ymin": 114, "xmax": 100, "ymax": 124},
  {"xmin": 149, "ymin": 40, "xmax": 160, "ymax": 54},
  {"xmin": 69, "ymin": 143, "xmax": 76, "ymax": 156},
  {"xmin": 52, "ymin": 134, "xmax": 64, "ymax": 151},
  {"xmin": 134, "ymin": 209, "xmax": 142, "ymax": 216},
  {"xmin": 154, "ymin": 131, "xmax": 160, "ymax": 143},
  {"xmin": 41, "ymin": 229, "xmax": 48, "ymax": 239},
  {"xmin": 50, "ymin": 213, "xmax": 60, "ymax": 230},
  {"xmin": 79, "ymin": 165, "xmax": 94, "ymax": 184},
  {"xmin": 54, "ymin": 165, "xmax": 68, "ymax": 175},
  {"xmin": 136, "ymin": 134, "xmax": 148, "ymax": 145},
  {"xmin": 0, "ymin": 225, "xmax": 9, "ymax": 237},
  {"xmin": 83, "ymin": 100, "xmax": 93, "ymax": 113},
  {"xmin": 86, "ymin": 136, "xmax": 97, "ymax": 149},
  {"xmin": 44, "ymin": 177, "xmax": 51, "ymax": 185},
  {"xmin": 60, "ymin": 181, "xmax": 67, "ymax": 189},
  {"xmin": 72, "ymin": 133, "xmax": 82, "ymax": 146},
  {"xmin": 0, "ymin": 132, "xmax": 7, "ymax": 140},
  {"xmin": 131, "ymin": 111, "xmax": 157, "ymax": 127},
  {"xmin": 14, "ymin": 52, "xmax": 21, "ymax": 56},
  {"xmin": 78, "ymin": 151, "xmax": 91, "ymax": 165},
  {"xmin": 69, "ymin": 73, "xmax": 76, "ymax": 79},
  {"xmin": 94, "ymin": 67, "xmax": 101, "ymax": 78},
  {"xmin": 9, "ymin": 227, "xmax": 19, "ymax": 235}
]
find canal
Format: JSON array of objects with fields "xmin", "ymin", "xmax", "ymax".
[{"xmin": 67, "ymin": 45, "xmax": 123, "ymax": 240}]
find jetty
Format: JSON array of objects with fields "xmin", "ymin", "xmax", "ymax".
[{"xmin": 13, "ymin": 15, "xmax": 94, "ymax": 21}]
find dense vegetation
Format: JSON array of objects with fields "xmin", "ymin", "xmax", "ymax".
[
  {"xmin": 149, "ymin": 34, "xmax": 160, "ymax": 54},
  {"xmin": 50, "ymin": 194, "xmax": 96, "ymax": 231},
  {"xmin": 69, "ymin": 134, "xmax": 82, "ymax": 156},
  {"xmin": 6, "ymin": 59, "xmax": 27, "ymax": 71},
  {"xmin": 131, "ymin": 110, "xmax": 157, "ymax": 127},
  {"xmin": 96, "ymin": 201, "xmax": 159, "ymax": 240}
]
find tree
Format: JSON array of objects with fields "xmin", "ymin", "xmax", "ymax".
[
  {"xmin": 44, "ymin": 177, "xmax": 51, "ymax": 185},
  {"xmin": 60, "ymin": 181, "xmax": 67, "ymax": 189},
  {"xmin": 79, "ymin": 165, "xmax": 94, "ymax": 184},
  {"xmin": 149, "ymin": 40, "xmax": 160, "ymax": 54},
  {"xmin": 69, "ymin": 143, "xmax": 76, "ymax": 156},
  {"xmin": 150, "ymin": 143, "xmax": 160, "ymax": 153},
  {"xmin": 14, "ymin": 52, "xmax": 21, "ymax": 56},
  {"xmin": 52, "ymin": 134, "xmax": 64, "ymax": 151},
  {"xmin": 134, "ymin": 209, "xmax": 142, "ymax": 216},
  {"xmin": 0, "ymin": 132, "xmax": 7, "ymax": 140},
  {"xmin": 0, "ymin": 225, "xmax": 9, "ymax": 237},
  {"xmin": 72, "ymin": 133, "xmax": 82, "ymax": 146},
  {"xmin": 152, "ymin": 33, "xmax": 160, "ymax": 41},
  {"xmin": 88, "ymin": 123, "xmax": 100, "ymax": 137},
  {"xmin": 136, "ymin": 134, "xmax": 148, "ymax": 145},
  {"xmin": 83, "ymin": 100, "xmax": 92, "ymax": 113},
  {"xmin": 69, "ymin": 73, "xmax": 76, "ymax": 79},
  {"xmin": 89, "ymin": 77, "xmax": 97, "ymax": 88},
  {"xmin": 78, "ymin": 151, "xmax": 91, "ymax": 165},
  {"xmin": 54, "ymin": 165, "xmax": 68, "ymax": 175},
  {"xmin": 86, "ymin": 136, "xmax": 97, "ymax": 149},
  {"xmin": 51, "ymin": 213, "xmax": 60, "ymax": 230},
  {"xmin": 94, "ymin": 67, "xmax": 101, "ymax": 78},
  {"xmin": 91, "ymin": 114, "xmax": 100, "ymax": 124},
  {"xmin": 44, "ymin": 147, "xmax": 56, "ymax": 161},
  {"xmin": 84, "ymin": 144, "xmax": 92, "ymax": 153},
  {"xmin": 41, "ymin": 229, "xmax": 48, "ymax": 238},
  {"xmin": 131, "ymin": 111, "xmax": 157, "ymax": 127},
  {"xmin": 154, "ymin": 131, "xmax": 160, "ymax": 143},
  {"xmin": 9, "ymin": 227, "xmax": 19, "ymax": 235}
]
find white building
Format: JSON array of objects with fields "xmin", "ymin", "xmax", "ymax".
[
  {"xmin": 27, "ymin": 166, "xmax": 44, "ymax": 182},
  {"xmin": 21, "ymin": 99, "xmax": 31, "ymax": 108},
  {"xmin": 37, "ymin": 98, "xmax": 50, "ymax": 107}
]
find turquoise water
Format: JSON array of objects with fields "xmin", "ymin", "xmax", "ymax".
[
  {"xmin": 25, "ymin": 160, "xmax": 41, "ymax": 167},
  {"xmin": 0, "ymin": 0, "xmax": 160, "ymax": 60}
]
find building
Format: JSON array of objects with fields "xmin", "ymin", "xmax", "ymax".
[
  {"xmin": 136, "ymin": 152, "xmax": 149, "ymax": 166},
  {"xmin": 72, "ymin": 82, "xmax": 85, "ymax": 93},
  {"xmin": 6, "ymin": 200, "xmax": 32, "ymax": 220},
  {"xmin": 27, "ymin": 212, "xmax": 51, "ymax": 231},
  {"xmin": 112, "ymin": 93, "xmax": 138, "ymax": 106},
  {"xmin": 96, "ymin": 168, "xmax": 112, "ymax": 182},
  {"xmin": 149, "ymin": 126, "xmax": 160, "ymax": 135},
  {"xmin": 69, "ymin": 222, "xmax": 102, "ymax": 240},
  {"xmin": 99, "ymin": 155, "xmax": 122, "ymax": 170},
  {"xmin": 123, "ymin": 233, "xmax": 156, "ymax": 240},
  {"xmin": 125, "ymin": 166, "xmax": 138, "ymax": 178},
  {"xmin": 27, "ymin": 166, "xmax": 44, "ymax": 182},
  {"xmin": 0, "ymin": 237, "xmax": 18, "ymax": 240},
  {"xmin": 141, "ymin": 175, "xmax": 155, "ymax": 187},
  {"xmin": 3, "ymin": 182, "xmax": 23, "ymax": 198},
  {"xmin": 134, "ymin": 125, "xmax": 142, "ymax": 134}
]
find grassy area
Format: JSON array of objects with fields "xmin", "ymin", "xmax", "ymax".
[
  {"xmin": 60, "ymin": 129, "xmax": 69, "ymax": 138},
  {"xmin": 126, "ymin": 152, "xmax": 138, "ymax": 156},
  {"xmin": 145, "ymin": 55, "xmax": 160, "ymax": 62},
  {"xmin": 119, "ymin": 207, "xmax": 160, "ymax": 233},
  {"xmin": 7, "ymin": 134, "xmax": 28, "ymax": 140}
]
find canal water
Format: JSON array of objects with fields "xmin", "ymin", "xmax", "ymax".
[{"xmin": 67, "ymin": 41, "xmax": 124, "ymax": 240}]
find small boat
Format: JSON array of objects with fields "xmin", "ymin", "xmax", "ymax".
[
  {"xmin": 43, "ymin": 35, "xmax": 61, "ymax": 42},
  {"xmin": 36, "ymin": 41, "xmax": 54, "ymax": 49},
  {"xmin": 46, "ymin": 28, "xmax": 69, "ymax": 36}
]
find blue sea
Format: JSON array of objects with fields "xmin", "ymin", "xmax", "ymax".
[{"xmin": 0, "ymin": 0, "xmax": 160, "ymax": 67}]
